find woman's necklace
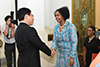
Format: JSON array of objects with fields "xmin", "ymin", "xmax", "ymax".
[
  {"xmin": 59, "ymin": 24, "xmax": 65, "ymax": 29},
  {"xmin": 89, "ymin": 35, "xmax": 95, "ymax": 42}
]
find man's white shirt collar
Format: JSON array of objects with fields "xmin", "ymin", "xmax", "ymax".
[{"xmin": 20, "ymin": 21, "xmax": 29, "ymax": 26}]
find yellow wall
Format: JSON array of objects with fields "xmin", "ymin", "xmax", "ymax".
[{"xmin": 96, "ymin": 0, "xmax": 100, "ymax": 29}]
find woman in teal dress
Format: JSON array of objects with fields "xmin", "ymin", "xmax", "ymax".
[{"xmin": 52, "ymin": 6, "xmax": 80, "ymax": 67}]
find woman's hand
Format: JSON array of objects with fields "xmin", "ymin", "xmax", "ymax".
[
  {"xmin": 84, "ymin": 60, "xmax": 86, "ymax": 67},
  {"xmin": 69, "ymin": 57, "xmax": 74, "ymax": 66}
]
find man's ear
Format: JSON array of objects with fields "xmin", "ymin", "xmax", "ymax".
[{"xmin": 24, "ymin": 14, "xmax": 29, "ymax": 20}]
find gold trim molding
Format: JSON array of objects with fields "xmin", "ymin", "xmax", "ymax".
[{"xmin": 72, "ymin": 0, "xmax": 96, "ymax": 54}]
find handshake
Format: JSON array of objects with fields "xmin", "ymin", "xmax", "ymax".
[{"xmin": 51, "ymin": 49, "xmax": 55, "ymax": 58}]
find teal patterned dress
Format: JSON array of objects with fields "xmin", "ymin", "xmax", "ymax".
[{"xmin": 52, "ymin": 21, "xmax": 80, "ymax": 67}]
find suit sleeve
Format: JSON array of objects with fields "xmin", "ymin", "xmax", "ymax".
[{"xmin": 28, "ymin": 28, "xmax": 51, "ymax": 56}]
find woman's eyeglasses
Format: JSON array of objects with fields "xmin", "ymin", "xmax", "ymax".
[{"xmin": 87, "ymin": 30, "xmax": 92, "ymax": 32}]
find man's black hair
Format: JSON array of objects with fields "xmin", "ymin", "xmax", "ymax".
[
  {"xmin": 17, "ymin": 7, "xmax": 31, "ymax": 21},
  {"xmin": 4, "ymin": 15, "xmax": 11, "ymax": 22}
]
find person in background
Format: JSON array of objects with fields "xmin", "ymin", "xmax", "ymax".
[
  {"xmin": 51, "ymin": 6, "xmax": 80, "ymax": 67},
  {"xmin": 2, "ymin": 15, "xmax": 17, "ymax": 67},
  {"xmin": 89, "ymin": 52, "xmax": 100, "ymax": 67},
  {"xmin": 15, "ymin": 7, "xmax": 53, "ymax": 67},
  {"xmin": 83, "ymin": 26, "xmax": 99, "ymax": 67}
]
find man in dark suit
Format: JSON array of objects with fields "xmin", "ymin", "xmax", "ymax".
[{"xmin": 15, "ymin": 8, "xmax": 54, "ymax": 67}]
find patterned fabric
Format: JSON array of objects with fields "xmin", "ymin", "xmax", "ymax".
[{"xmin": 52, "ymin": 21, "xmax": 80, "ymax": 67}]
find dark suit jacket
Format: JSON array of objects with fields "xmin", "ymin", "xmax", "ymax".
[{"xmin": 15, "ymin": 23, "xmax": 51, "ymax": 67}]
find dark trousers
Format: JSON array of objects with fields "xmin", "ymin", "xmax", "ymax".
[{"xmin": 5, "ymin": 43, "xmax": 16, "ymax": 67}]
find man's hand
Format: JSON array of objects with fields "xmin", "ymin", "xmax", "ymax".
[
  {"xmin": 11, "ymin": 23, "xmax": 15, "ymax": 28},
  {"xmin": 69, "ymin": 57, "xmax": 74, "ymax": 66}
]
